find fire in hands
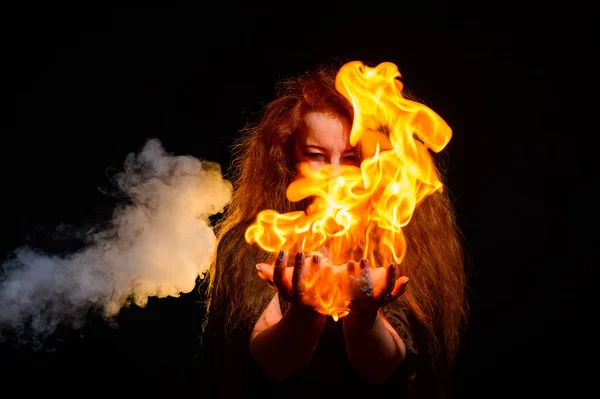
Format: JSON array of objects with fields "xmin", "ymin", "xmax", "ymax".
[
  {"xmin": 247, "ymin": 60, "xmax": 451, "ymax": 320},
  {"xmin": 256, "ymin": 250, "xmax": 409, "ymax": 321}
]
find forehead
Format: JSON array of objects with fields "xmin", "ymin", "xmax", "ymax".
[{"xmin": 299, "ymin": 112, "xmax": 352, "ymax": 146}]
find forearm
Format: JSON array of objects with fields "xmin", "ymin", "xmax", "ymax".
[
  {"xmin": 343, "ymin": 309, "xmax": 406, "ymax": 383},
  {"xmin": 249, "ymin": 305, "xmax": 326, "ymax": 381}
]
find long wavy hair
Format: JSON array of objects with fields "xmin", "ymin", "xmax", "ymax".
[{"xmin": 203, "ymin": 61, "xmax": 468, "ymax": 373}]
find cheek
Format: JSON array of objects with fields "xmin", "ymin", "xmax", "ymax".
[
  {"xmin": 307, "ymin": 159, "xmax": 326, "ymax": 171},
  {"xmin": 342, "ymin": 158, "xmax": 360, "ymax": 168},
  {"xmin": 295, "ymin": 159, "xmax": 326, "ymax": 176}
]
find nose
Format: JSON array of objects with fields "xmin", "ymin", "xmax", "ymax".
[{"xmin": 329, "ymin": 156, "xmax": 341, "ymax": 168}]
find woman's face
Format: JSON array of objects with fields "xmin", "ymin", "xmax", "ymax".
[{"xmin": 293, "ymin": 112, "xmax": 359, "ymax": 171}]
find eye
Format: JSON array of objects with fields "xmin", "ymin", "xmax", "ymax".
[
  {"xmin": 343, "ymin": 154, "xmax": 358, "ymax": 164},
  {"xmin": 305, "ymin": 152, "xmax": 325, "ymax": 159}
]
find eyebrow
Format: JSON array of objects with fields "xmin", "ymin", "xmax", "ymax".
[{"xmin": 305, "ymin": 144, "xmax": 356, "ymax": 154}]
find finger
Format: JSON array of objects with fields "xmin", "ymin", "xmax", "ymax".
[
  {"xmin": 256, "ymin": 263, "xmax": 275, "ymax": 289},
  {"xmin": 273, "ymin": 250, "xmax": 293, "ymax": 300},
  {"xmin": 306, "ymin": 253, "xmax": 321, "ymax": 287},
  {"xmin": 386, "ymin": 276, "xmax": 410, "ymax": 304},
  {"xmin": 359, "ymin": 258, "xmax": 370, "ymax": 270},
  {"xmin": 384, "ymin": 263, "xmax": 397, "ymax": 296},
  {"xmin": 311, "ymin": 253, "xmax": 321, "ymax": 273},
  {"xmin": 347, "ymin": 259, "xmax": 356, "ymax": 274},
  {"xmin": 378, "ymin": 263, "xmax": 398, "ymax": 304},
  {"xmin": 291, "ymin": 251, "xmax": 305, "ymax": 297}
]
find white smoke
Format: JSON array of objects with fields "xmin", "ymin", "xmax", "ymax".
[{"xmin": 0, "ymin": 138, "xmax": 232, "ymax": 347}]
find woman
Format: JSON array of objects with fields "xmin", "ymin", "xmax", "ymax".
[{"xmin": 201, "ymin": 61, "xmax": 468, "ymax": 398}]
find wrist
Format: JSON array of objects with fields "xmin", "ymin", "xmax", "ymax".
[
  {"xmin": 343, "ymin": 308, "xmax": 380, "ymax": 332},
  {"xmin": 285, "ymin": 304, "xmax": 326, "ymax": 328}
]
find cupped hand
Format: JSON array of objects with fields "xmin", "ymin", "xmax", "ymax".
[
  {"xmin": 256, "ymin": 250, "xmax": 322, "ymax": 307},
  {"xmin": 256, "ymin": 251, "xmax": 409, "ymax": 317},
  {"xmin": 344, "ymin": 258, "xmax": 409, "ymax": 313}
]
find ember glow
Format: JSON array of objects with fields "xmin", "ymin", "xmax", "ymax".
[{"xmin": 245, "ymin": 61, "xmax": 452, "ymax": 319}]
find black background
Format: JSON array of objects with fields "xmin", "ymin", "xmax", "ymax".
[{"xmin": 1, "ymin": 2, "xmax": 594, "ymax": 398}]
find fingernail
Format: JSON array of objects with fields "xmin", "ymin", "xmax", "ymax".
[
  {"xmin": 296, "ymin": 251, "xmax": 304, "ymax": 261},
  {"xmin": 360, "ymin": 258, "xmax": 368, "ymax": 269},
  {"xmin": 312, "ymin": 254, "xmax": 320, "ymax": 264},
  {"xmin": 390, "ymin": 263, "xmax": 396, "ymax": 271},
  {"xmin": 279, "ymin": 250, "xmax": 285, "ymax": 260},
  {"xmin": 347, "ymin": 260, "xmax": 355, "ymax": 272},
  {"xmin": 256, "ymin": 264, "xmax": 262, "ymax": 271}
]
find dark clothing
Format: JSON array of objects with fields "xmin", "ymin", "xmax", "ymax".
[
  {"xmin": 247, "ymin": 316, "xmax": 417, "ymax": 399},
  {"xmin": 201, "ymin": 299, "xmax": 449, "ymax": 398}
]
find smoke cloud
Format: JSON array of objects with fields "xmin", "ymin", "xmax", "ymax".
[{"xmin": 0, "ymin": 138, "xmax": 232, "ymax": 348}]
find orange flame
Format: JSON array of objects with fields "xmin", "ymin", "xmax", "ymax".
[{"xmin": 245, "ymin": 61, "xmax": 452, "ymax": 319}]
